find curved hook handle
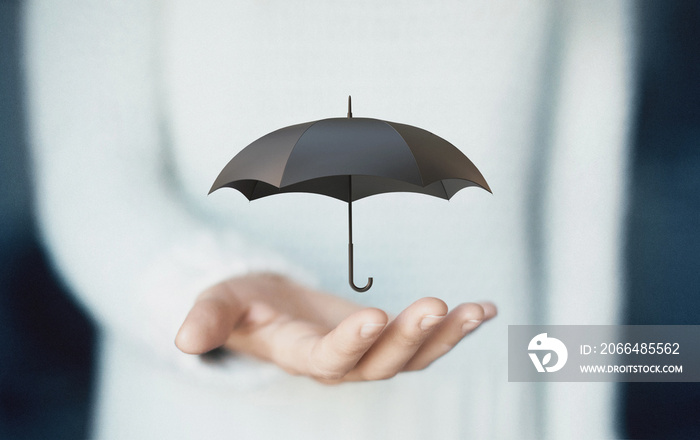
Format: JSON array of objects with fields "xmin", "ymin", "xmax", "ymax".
[
  {"xmin": 349, "ymin": 243, "xmax": 373, "ymax": 292},
  {"xmin": 351, "ymin": 277, "xmax": 373, "ymax": 293}
]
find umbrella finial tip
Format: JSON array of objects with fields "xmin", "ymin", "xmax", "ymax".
[{"xmin": 347, "ymin": 95, "xmax": 352, "ymax": 118}]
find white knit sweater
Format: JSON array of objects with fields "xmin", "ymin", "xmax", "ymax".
[{"xmin": 23, "ymin": 1, "xmax": 634, "ymax": 438}]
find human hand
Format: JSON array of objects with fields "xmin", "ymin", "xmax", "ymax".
[{"xmin": 175, "ymin": 273, "xmax": 497, "ymax": 384}]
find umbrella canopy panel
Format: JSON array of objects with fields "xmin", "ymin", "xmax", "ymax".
[{"xmin": 210, "ymin": 117, "xmax": 491, "ymax": 202}]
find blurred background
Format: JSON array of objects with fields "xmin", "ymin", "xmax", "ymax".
[
  {"xmin": 1, "ymin": 1, "xmax": 96, "ymax": 439},
  {"xmin": 621, "ymin": 1, "xmax": 700, "ymax": 438},
  {"xmin": 0, "ymin": 0, "xmax": 698, "ymax": 438}
]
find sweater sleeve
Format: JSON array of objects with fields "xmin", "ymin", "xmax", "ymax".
[{"xmin": 22, "ymin": 0, "xmax": 311, "ymax": 387}]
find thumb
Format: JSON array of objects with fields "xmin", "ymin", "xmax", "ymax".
[{"xmin": 175, "ymin": 281, "xmax": 246, "ymax": 354}]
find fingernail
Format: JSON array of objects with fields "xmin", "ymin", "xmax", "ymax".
[
  {"xmin": 360, "ymin": 323, "xmax": 385, "ymax": 338},
  {"xmin": 461, "ymin": 319, "xmax": 482, "ymax": 334},
  {"xmin": 420, "ymin": 314, "xmax": 445, "ymax": 331}
]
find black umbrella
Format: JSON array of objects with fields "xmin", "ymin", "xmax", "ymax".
[{"xmin": 210, "ymin": 97, "xmax": 491, "ymax": 292}]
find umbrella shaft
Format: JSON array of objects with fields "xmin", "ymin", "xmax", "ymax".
[
  {"xmin": 348, "ymin": 175, "xmax": 353, "ymax": 244},
  {"xmin": 347, "ymin": 175, "xmax": 373, "ymax": 292},
  {"xmin": 348, "ymin": 197, "xmax": 353, "ymax": 245}
]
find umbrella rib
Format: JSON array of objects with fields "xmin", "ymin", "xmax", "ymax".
[
  {"xmin": 439, "ymin": 179, "xmax": 449, "ymax": 199},
  {"xmin": 379, "ymin": 121, "xmax": 426, "ymax": 187},
  {"xmin": 251, "ymin": 179, "xmax": 261, "ymax": 200}
]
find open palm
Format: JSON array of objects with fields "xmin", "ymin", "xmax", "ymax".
[{"xmin": 176, "ymin": 274, "xmax": 496, "ymax": 384}]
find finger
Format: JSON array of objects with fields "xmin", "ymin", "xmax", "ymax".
[
  {"xmin": 402, "ymin": 302, "xmax": 485, "ymax": 371},
  {"xmin": 175, "ymin": 281, "xmax": 247, "ymax": 354},
  {"xmin": 345, "ymin": 297, "xmax": 448, "ymax": 381},
  {"xmin": 479, "ymin": 301, "xmax": 498, "ymax": 320},
  {"xmin": 306, "ymin": 308, "xmax": 388, "ymax": 382}
]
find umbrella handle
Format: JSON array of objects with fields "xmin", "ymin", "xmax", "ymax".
[
  {"xmin": 347, "ymin": 174, "xmax": 372, "ymax": 292},
  {"xmin": 349, "ymin": 243, "xmax": 373, "ymax": 292}
]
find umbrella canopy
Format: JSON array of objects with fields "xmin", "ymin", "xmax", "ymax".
[{"xmin": 210, "ymin": 97, "xmax": 491, "ymax": 292}]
